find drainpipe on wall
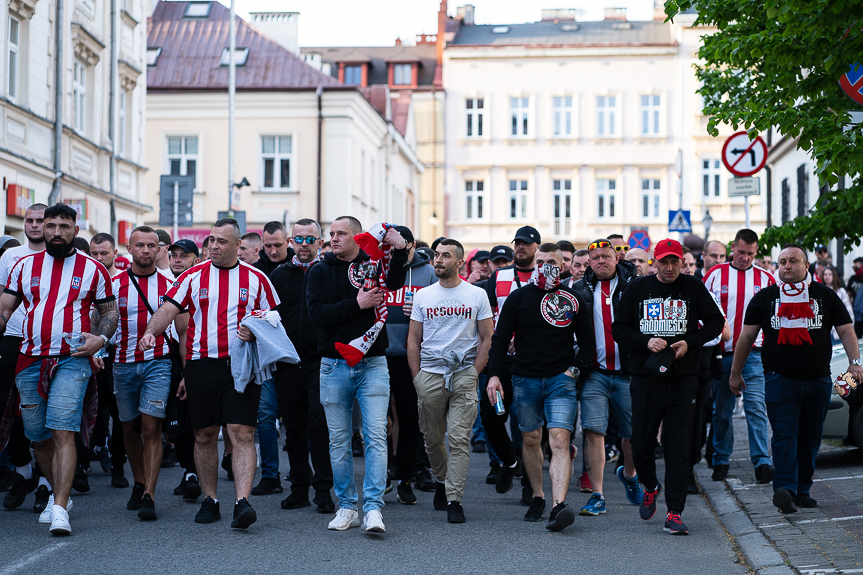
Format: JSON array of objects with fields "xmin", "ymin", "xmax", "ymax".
[
  {"xmin": 316, "ymin": 85, "xmax": 323, "ymax": 224},
  {"xmin": 49, "ymin": 0, "xmax": 64, "ymax": 205},
  {"xmin": 109, "ymin": 0, "xmax": 118, "ymax": 234}
]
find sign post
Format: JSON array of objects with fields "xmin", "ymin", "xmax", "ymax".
[{"xmin": 722, "ymin": 131, "xmax": 768, "ymax": 229}]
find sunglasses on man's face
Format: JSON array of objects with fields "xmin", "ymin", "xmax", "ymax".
[
  {"xmin": 614, "ymin": 245, "xmax": 630, "ymax": 253},
  {"xmin": 588, "ymin": 241, "xmax": 612, "ymax": 251},
  {"xmin": 293, "ymin": 236, "xmax": 319, "ymax": 245}
]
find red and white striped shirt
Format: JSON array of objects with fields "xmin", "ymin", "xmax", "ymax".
[
  {"xmin": 489, "ymin": 267, "xmax": 533, "ymax": 327},
  {"xmin": 112, "ymin": 269, "xmax": 176, "ymax": 364},
  {"xmin": 165, "ymin": 260, "xmax": 279, "ymax": 361},
  {"xmin": 5, "ymin": 250, "xmax": 114, "ymax": 356},
  {"xmin": 592, "ymin": 277, "xmax": 621, "ymax": 371},
  {"xmin": 703, "ymin": 263, "xmax": 775, "ymax": 353}
]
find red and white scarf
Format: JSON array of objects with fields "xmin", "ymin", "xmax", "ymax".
[
  {"xmin": 292, "ymin": 253, "xmax": 320, "ymax": 272},
  {"xmin": 776, "ymin": 272, "xmax": 814, "ymax": 346},
  {"xmin": 335, "ymin": 223, "xmax": 394, "ymax": 366},
  {"xmin": 529, "ymin": 263, "xmax": 562, "ymax": 291}
]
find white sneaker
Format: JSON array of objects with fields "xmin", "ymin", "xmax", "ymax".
[
  {"xmin": 362, "ymin": 509, "xmax": 385, "ymax": 533},
  {"xmin": 49, "ymin": 505, "xmax": 71, "ymax": 535},
  {"xmin": 327, "ymin": 508, "xmax": 360, "ymax": 531},
  {"xmin": 39, "ymin": 496, "xmax": 72, "ymax": 524}
]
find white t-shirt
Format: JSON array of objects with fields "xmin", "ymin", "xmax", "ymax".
[
  {"xmin": 410, "ymin": 280, "xmax": 493, "ymax": 375},
  {"xmin": 0, "ymin": 244, "xmax": 41, "ymax": 337}
]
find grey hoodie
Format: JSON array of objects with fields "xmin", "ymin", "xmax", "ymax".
[{"xmin": 385, "ymin": 250, "xmax": 438, "ymax": 356}]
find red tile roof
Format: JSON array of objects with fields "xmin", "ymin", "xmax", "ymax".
[{"xmin": 147, "ymin": 1, "xmax": 339, "ymax": 91}]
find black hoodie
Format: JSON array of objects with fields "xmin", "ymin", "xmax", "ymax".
[
  {"xmin": 306, "ymin": 248, "xmax": 408, "ymax": 359},
  {"xmin": 269, "ymin": 257, "xmax": 319, "ymax": 360},
  {"xmin": 253, "ymin": 247, "xmax": 293, "ymax": 277}
]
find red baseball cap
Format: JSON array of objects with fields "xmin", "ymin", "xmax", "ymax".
[{"xmin": 654, "ymin": 239, "xmax": 683, "ymax": 261}]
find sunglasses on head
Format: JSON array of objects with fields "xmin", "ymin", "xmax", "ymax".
[
  {"xmin": 588, "ymin": 241, "xmax": 612, "ymax": 251},
  {"xmin": 293, "ymin": 236, "xmax": 319, "ymax": 245},
  {"xmin": 614, "ymin": 245, "xmax": 630, "ymax": 253}
]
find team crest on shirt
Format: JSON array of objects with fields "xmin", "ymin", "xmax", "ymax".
[
  {"xmin": 640, "ymin": 298, "xmax": 688, "ymax": 336},
  {"xmin": 754, "ymin": 285, "xmax": 761, "ymax": 293},
  {"xmin": 540, "ymin": 291, "xmax": 578, "ymax": 327},
  {"xmin": 239, "ymin": 288, "xmax": 248, "ymax": 302},
  {"xmin": 158, "ymin": 296, "xmax": 164, "ymax": 306},
  {"xmin": 199, "ymin": 288, "xmax": 208, "ymax": 299},
  {"xmin": 119, "ymin": 297, "xmax": 127, "ymax": 307},
  {"xmin": 721, "ymin": 285, "xmax": 728, "ymax": 294},
  {"xmin": 71, "ymin": 276, "xmax": 81, "ymax": 290},
  {"xmin": 348, "ymin": 261, "xmax": 376, "ymax": 289},
  {"xmin": 30, "ymin": 277, "xmax": 39, "ymax": 287}
]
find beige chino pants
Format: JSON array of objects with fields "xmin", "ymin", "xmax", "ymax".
[{"xmin": 413, "ymin": 367, "xmax": 478, "ymax": 503}]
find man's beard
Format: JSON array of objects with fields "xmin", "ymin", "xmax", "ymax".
[
  {"xmin": 514, "ymin": 253, "xmax": 533, "ymax": 268},
  {"xmin": 25, "ymin": 231, "xmax": 44, "ymax": 245},
  {"xmin": 46, "ymin": 239, "xmax": 73, "ymax": 258}
]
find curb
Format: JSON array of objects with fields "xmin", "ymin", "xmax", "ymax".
[{"xmin": 695, "ymin": 467, "xmax": 795, "ymax": 575}]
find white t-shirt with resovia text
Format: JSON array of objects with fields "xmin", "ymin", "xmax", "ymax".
[
  {"xmin": 411, "ymin": 279, "xmax": 493, "ymax": 375},
  {"xmin": 0, "ymin": 245, "xmax": 41, "ymax": 337}
]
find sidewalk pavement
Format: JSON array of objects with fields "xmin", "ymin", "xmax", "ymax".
[{"xmin": 697, "ymin": 414, "xmax": 863, "ymax": 575}]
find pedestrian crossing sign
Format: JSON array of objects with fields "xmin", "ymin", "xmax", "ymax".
[{"xmin": 668, "ymin": 210, "xmax": 692, "ymax": 232}]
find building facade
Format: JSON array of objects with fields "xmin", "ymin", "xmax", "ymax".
[
  {"xmin": 442, "ymin": 6, "xmax": 761, "ymax": 250},
  {"xmin": 1, "ymin": 0, "xmax": 150, "ymax": 240}
]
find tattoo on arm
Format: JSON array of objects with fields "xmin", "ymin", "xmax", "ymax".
[
  {"xmin": 94, "ymin": 300, "xmax": 119, "ymax": 340},
  {"xmin": 0, "ymin": 311, "xmax": 9, "ymax": 333}
]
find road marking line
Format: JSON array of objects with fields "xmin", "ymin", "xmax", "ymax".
[
  {"xmin": 732, "ymin": 475, "xmax": 863, "ymax": 490},
  {"xmin": 759, "ymin": 515, "xmax": 863, "ymax": 529},
  {"xmin": 0, "ymin": 541, "xmax": 71, "ymax": 575}
]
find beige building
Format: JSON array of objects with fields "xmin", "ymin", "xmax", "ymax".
[
  {"xmin": 145, "ymin": 1, "xmax": 422, "ymax": 242},
  {"xmin": 1, "ymin": 0, "xmax": 150, "ymax": 240}
]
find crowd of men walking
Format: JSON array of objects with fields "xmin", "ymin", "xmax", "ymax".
[{"xmin": 0, "ymin": 203, "xmax": 861, "ymax": 536}]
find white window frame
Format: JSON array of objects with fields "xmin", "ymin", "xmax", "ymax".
[
  {"xmin": 465, "ymin": 97, "xmax": 485, "ymax": 139},
  {"xmin": 464, "ymin": 180, "xmax": 485, "ymax": 221},
  {"xmin": 118, "ymin": 91, "xmax": 126, "ymax": 156},
  {"xmin": 597, "ymin": 178, "xmax": 617, "ymax": 219},
  {"xmin": 596, "ymin": 95, "xmax": 619, "ymax": 138},
  {"xmin": 73, "ymin": 60, "xmax": 87, "ymax": 134},
  {"xmin": 552, "ymin": 179, "xmax": 572, "ymax": 236},
  {"xmin": 393, "ymin": 63, "xmax": 411, "ymax": 85},
  {"xmin": 509, "ymin": 96, "xmax": 530, "ymax": 138},
  {"xmin": 508, "ymin": 180, "xmax": 528, "ymax": 220},
  {"xmin": 8, "ymin": 16, "xmax": 19, "ymax": 102},
  {"xmin": 260, "ymin": 135, "xmax": 294, "ymax": 191},
  {"xmin": 219, "ymin": 47, "xmax": 249, "ymax": 67},
  {"xmin": 552, "ymin": 96, "xmax": 573, "ymax": 137},
  {"xmin": 702, "ymin": 157, "xmax": 722, "ymax": 198},
  {"xmin": 639, "ymin": 94, "xmax": 662, "ymax": 136},
  {"xmin": 641, "ymin": 178, "xmax": 661, "ymax": 219},
  {"xmin": 167, "ymin": 136, "xmax": 199, "ymax": 189}
]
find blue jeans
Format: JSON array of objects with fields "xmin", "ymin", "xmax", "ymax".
[
  {"xmin": 319, "ymin": 356, "xmax": 389, "ymax": 514},
  {"xmin": 257, "ymin": 377, "xmax": 280, "ymax": 479},
  {"xmin": 580, "ymin": 370, "xmax": 632, "ymax": 438},
  {"xmin": 765, "ymin": 372, "xmax": 831, "ymax": 495},
  {"xmin": 113, "ymin": 359, "xmax": 172, "ymax": 422},
  {"xmin": 712, "ymin": 353, "xmax": 772, "ymax": 467},
  {"xmin": 512, "ymin": 372, "xmax": 578, "ymax": 432},
  {"xmin": 16, "ymin": 356, "xmax": 91, "ymax": 441}
]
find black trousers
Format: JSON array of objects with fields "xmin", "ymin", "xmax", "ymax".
[
  {"xmin": 690, "ymin": 376, "xmax": 711, "ymax": 468},
  {"xmin": 479, "ymin": 371, "xmax": 518, "ymax": 468},
  {"xmin": 387, "ymin": 356, "xmax": 429, "ymax": 480},
  {"xmin": 0, "ymin": 336, "xmax": 31, "ymax": 467},
  {"xmin": 630, "ymin": 374, "xmax": 699, "ymax": 514},
  {"xmin": 90, "ymin": 353, "xmax": 127, "ymax": 469},
  {"xmin": 274, "ymin": 358, "xmax": 333, "ymax": 494}
]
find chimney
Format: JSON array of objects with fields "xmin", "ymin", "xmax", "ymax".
[
  {"xmin": 416, "ymin": 33, "xmax": 436, "ymax": 45},
  {"xmin": 395, "ymin": 37, "xmax": 402, "ymax": 46},
  {"xmin": 603, "ymin": 7, "xmax": 627, "ymax": 21},
  {"xmin": 249, "ymin": 12, "xmax": 300, "ymax": 55},
  {"xmin": 541, "ymin": 8, "xmax": 576, "ymax": 21},
  {"xmin": 456, "ymin": 4, "xmax": 475, "ymax": 25}
]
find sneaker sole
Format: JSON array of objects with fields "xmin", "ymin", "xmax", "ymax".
[
  {"xmin": 316, "ymin": 505, "xmax": 335, "ymax": 514},
  {"xmin": 281, "ymin": 499, "xmax": 311, "ymax": 510},
  {"xmin": 251, "ymin": 487, "xmax": 284, "ymax": 496},
  {"xmin": 138, "ymin": 509, "xmax": 157, "ymax": 521},
  {"xmin": 664, "ymin": 526, "xmax": 689, "ymax": 535},
  {"xmin": 362, "ymin": 524, "xmax": 385, "ymax": 533},
  {"xmin": 49, "ymin": 523, "xmax": 71, "ymax": 535},
  {"xmin": 547, "ymin": 507, "xmax": 576, "ymax": 531},
  {"xmin": 231, "ymin": 508, "xmax": 257, "ymax": 529},
  {"xmin": 578, "ymin": 507, "xmax": 606, "ymax": 516},
  {"xmin": 194, "ymin": 513, "xmax": 221, "ymax": 524},
  {"xmin": 328, "ymin": 520, "xmax": 360, "ymax": 531},
  {"xmin": 523, "ymin": 514, "xmax": 544, "ymax": 522},
  {"xmin": 396, "ymin": 496, "xmax": 417, "ymax": 505}
]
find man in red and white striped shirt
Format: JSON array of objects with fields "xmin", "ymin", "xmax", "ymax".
[
  {"xmin": 0, "ymin": 203, "xmax": 118, "ymax": 535},
  {"xmin": 112, "ymin": 226, "xmax": 189, "ymax": 521},
  {"xmin": 703, "ymin": 229, "xmax": 775, "ymax": 484},
  {"xmin": 140, "ymin": 218, "xmax": 278, "ymax": 530}
]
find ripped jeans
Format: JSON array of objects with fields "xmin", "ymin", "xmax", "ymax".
[
  {"xmin": 17, "ymin": 356, "xmax": 92, "ymax": 442},
  {"xmin": 113, "ymin": 359, "xmax": 172, "ymax": 422}
]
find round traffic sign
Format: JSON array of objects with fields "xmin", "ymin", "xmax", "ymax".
[
  {"xmin": 840, "ymin": 63, "xmax": 863, "ymax": 106},
  {"xmin": 628, "ymin": 229, "xmax": 650, "ymax": 251},
  {"xmin": 721, "ymin": 131, "xmax": 768, "ymax": 177}
]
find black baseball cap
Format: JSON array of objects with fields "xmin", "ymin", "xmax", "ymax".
[
  {"xmin": 512, "ymin": 226, "xmax": 541, "ymax": 244},
  {"xmin": 155, "ymin": 229, "xmax": 172, "ymax": 246},
  {"xmin": 394, "ymin": 225, "xmax": 414, "ymax": 245},
  {"xmin": 430, "ymin": 236, "xmax": 446, "ymax": 251},
  {"xmin": 473, "ymin": 250, "xmax": 490, "ymax": 262},
  {"xmin": 169, "ymin": 238, "xmax": 199, "ymax": 257},
  {"xmin": 490, "ymin": 245, "xmax": 513, "ymax": 262}
]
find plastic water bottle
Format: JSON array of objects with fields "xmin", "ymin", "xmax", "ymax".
[
  {"xmin": 63, "ymin": 332, "xmax": 103, "ymax": 358},
  {"xmin": 494, "ymin": 390, "xmax": 505, "ymax": 416}
]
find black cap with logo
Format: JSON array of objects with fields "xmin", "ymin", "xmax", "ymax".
[
  {"xmin": 490, "ymin": 245, "xmax": 514, "ymax": 262},
  {"xmin": 169, "ymin": 238, "xmax": 200, "ymax": 257},
  {"xmin": 512, "ymin": 226, "xmax": 541, "ymax": 244}
]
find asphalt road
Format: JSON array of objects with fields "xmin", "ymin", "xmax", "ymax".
[{"xmin": 0, "ymin": 437, "xmax": 748, "ymax": 575}]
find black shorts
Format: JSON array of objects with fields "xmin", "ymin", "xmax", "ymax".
[{"xmin": 184, "ymin": 358, "xmax": 261, "ymax": 429}]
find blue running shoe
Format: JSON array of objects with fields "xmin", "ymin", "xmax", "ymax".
[
  {"xmin": 617, "ymin": 465, "xmax": 643, "ymax": 506},
  {"xmin": 579, "ymin": 493, "xmax": 606, "ymax": 516}
]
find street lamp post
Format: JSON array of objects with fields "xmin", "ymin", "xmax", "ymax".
[{"xmin": 703, "ymin": 209, "xmax": 713, "ymax": 243}]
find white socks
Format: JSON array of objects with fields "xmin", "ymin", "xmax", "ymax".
[
  {"xmin": 16, "ymin": 464, "xmax": 32, "ymax": 480},
  {"xmin": 38, "ymin": 476, "xmax": 51, "ymax": 489}
]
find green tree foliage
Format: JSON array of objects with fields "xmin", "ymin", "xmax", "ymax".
[{"xmin": 665, "ymin": 1, "xmax": 863, "ymax": 253}]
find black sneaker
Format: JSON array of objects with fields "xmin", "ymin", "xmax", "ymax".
[
  {"xmin": 138, "ymin": 494, "xmax": 157, "ymax": 521},
  {"xmin": 195, "ymin": 496, "xmax": 221, "ymax": 523},
  {"xmin": 174, "ymin": 476, "xmax": 187, "ymax": 496},
  {"xmin": 496, "ymin": 461, "xmax": 518, "ymax": 494},
  {"xmin": 351, "ymin": 433, "xmax": 365, "ymax": 457},
  {"xmin": 111, "ymin": 468, "xmax": 129, "ymax": 488},
  {"xmin": 33, "ymin": 485, "xmax": 51, "ymax": 513},
  {"xmin": 397, "ymin": 480, "xmax": 417, "ymax": 505},
  {"xmin": 160, "ymin": 445, "xmax": 179, "ymax": 468},
  {"xmin": 687, "ymin": 471, "xmax": 699, "ymax": 495},
  {"xmin": 796, "ymin": 493, "xmax": 817, "ymax": 508},
  {"xmin": 415, "ymin": 468, "xmax": 435, "ymax": 492},
  {"xmin": 485, "ymin": 462, "xmax": 502, "ymax": 485},
  {"xmin": 184, "ymin": 474, "xmax": 202, "ymax": 501},
  {"xmin": 98, "ymin": 447, "xmax": 112, "ymax": 474},
  {"xmin": 221, "ymin": 453, "xmax": 234, "ymax": 481},
  {"xmin": 773, "ymin": 488, "xmax": 798, "ymax": 514},
  {"xmin": 251, "ymin": 475, "xmax": 283, "ymax": 496},
  {"xmin": 385, "ymin": 477, "xmax": 393, "ymax": 494},
  {"xmin": 281, "ymin": 492, "xmax": 311, "ymax": 509},
  {"xmin": 231, "ymin": 498, "xmax": 257, "ymax": 529},
  {"xmin": 471, "ymin": 440, "xmax": 486, "ymax": 453},
  {"xmin": 546, "ymin": 503, "xmax": 576, "ymax": 532},
  {"xmin": 639, "ymin": 483, "xmax": 662, "ymax": 520},
  {"xmin": 521, "ymin": 485, "xmax": 534, "ymax": 506},
  {"xmin": 664, "ymin": 511, "xmax": 689, "ymax": 535},
  {"xmin": 0, "ymin": 469, "xmax": 16, "ymax": 492},
  {"xmin": 433, "ymin": 482, "xmax": 447, "ymax": 511},
  {"xmin": 127, "ymin": 482, "xmax": 145, "ymax": 510},
  {"xmin": 447, "ymin": 501, "xmax": 465, "ymax": 523},
  {"xmin": 524, "ymin": 497, "xmax": 546, "ymax": 522},
  {"xmin": 313, "ymin": 490, "xmax": 335, "ymax": 514},
  {"xmin": 2, "ymin": 473, "xmax": 37, "ymax": 510},
  {"xmin": 755, "ymin": 464, "xmax": 775, "ymax": 484},
  {"xmin": 72, "ymin": 465, "xmax": 90, "ymax": 493},
  {"xmin": 711, "ymin": 464, "xmax": 729, "ymax": 481}
]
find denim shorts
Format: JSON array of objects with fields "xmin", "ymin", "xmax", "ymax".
[
  {"xmin": 579, "ymin": 370, "xmax": 632, "ymax": 438},
  {"xmin": 511, "ymin": 371, "xmax": 578, "ymax": 432},
  {"xmin": 16, "ymin": 356, "xmax": 92, "ymax": 442},
  {"xmin": 113, "ymin": 359, "xmax": 172, "ymax": 422}
]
